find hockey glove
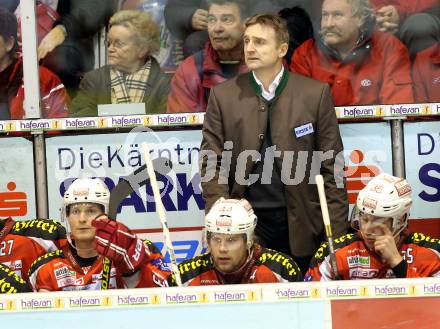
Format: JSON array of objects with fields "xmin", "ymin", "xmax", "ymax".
[{"xmin": 92, "ymin": 216, "xmax": 150, "ymax": 275}]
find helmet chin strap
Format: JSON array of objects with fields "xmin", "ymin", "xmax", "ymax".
[{"xmin": 67, "ymin": 234, "xmax": 97, "ymax": 256}]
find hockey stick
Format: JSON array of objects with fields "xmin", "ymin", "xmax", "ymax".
[
  {"xmin": 101, "ymin": 157, "xmax": 173, "ymax": 290},
  {"xmin": 141, "ymin": 142, "xmax": 182, "ymax": 287},
  {"xmin": 108, "ymin": 158, "xmax": 173, "ymax": 219},
  {"xmin": 315, "ymin": 175, "xmax": 340, "ymax": 280}
]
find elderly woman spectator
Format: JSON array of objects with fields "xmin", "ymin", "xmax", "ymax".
[{"xmin": 70, "ymin": 10, "xmax": 170, "ymax": 117}]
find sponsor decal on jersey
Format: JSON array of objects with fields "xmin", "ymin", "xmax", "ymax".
[
  {"xmin": 349, "ymin": 268, "xmax": 378, "ymax": 279},
  {"xmin": 54, "ymin": 266, "xmax": 74, "ymax": 279},
  {"xmin": 56, "ymin": 277, "xmax": 75, "ymax": 288},
  {"xmin": 347, "ymin": 255, "xmax": 370, "ymax": 268}
]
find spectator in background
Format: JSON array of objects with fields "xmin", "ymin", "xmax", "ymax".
[
  {"xmin": 164, "ymin": 0, "xmax": 315, "ymax": 59},
  {"xmin": 164, "ymin": 0, "xmax": 210, "ymax": 58},
  {"xmin": 306, "ymin": 173, "xmax": 440, "ymax": 281},
  {"xmin": 167, "ymin": 0, "xmax": 249, "ymax": 113},
  {"xmin": 412, "ymin": 42, "xmax": 440, "ymax": 103},
  {"xmin": 279, "ymin": 6, "xmax": 314, "ymax": 67},
  {"xmin": 70, "ymin": 10, "xmax": 170, "ymax": 117},
  {"xmin": 291, "ymin": 0, "xmax": 414, "ymax": 106},
  {"xmin": 0, "ymin": 7, "xmax": 68, "ymax": 119},
  {"xmin": 371, "ymin": 0, "xmax": 439, "ymax": 58},
  {"xmin": 36, "ymin": 0, "xmax": 115, "ymax": 97}
]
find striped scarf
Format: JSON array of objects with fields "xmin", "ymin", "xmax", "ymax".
[{"xmin": 110, "ymin": 59, "xmax": 151, "ymax": 104}]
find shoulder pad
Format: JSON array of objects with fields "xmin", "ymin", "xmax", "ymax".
[
  {"xmin": 11, "ymin": 219, "xmax": 66, "ymax": 240},
  {"xmin": 0, "ymin": 263, "xmax": 31, "ymax": 293},
  {"xmin": 142, "ymin": 239, "xmax": 162, "ymax": 255},
  {"xmin": 257, "ymin": 248, "xmax": 302, "ymax": 281},
  {"xmin": 309, "ymin": 233, "xmax": 359, "ymax": 267},
  {"xmin": 168, "ymin": 253, "xmax": 213, "ymax": 286},
  {"xmin": 406, "ymin": 232, "xmax": 440, "ymax": 252},
  {"xmin": 28, "ymin": 249, "xmax": 65, "ymax": 277}
]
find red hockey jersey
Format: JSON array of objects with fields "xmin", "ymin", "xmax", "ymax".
[
  {"xmin": 306, "ymin": 231, "xmax": 440, "ymax": 281},
  {"xmin": 28, "ymin": 240, "xmax": 169, "ymax": 291},
  {"xmin": 167, "ymin": 244, "xmax": 302, "ymax": 286},
  {"xmin": 0, "ymin": 217, "xmax": 66, "ymax": 282}
]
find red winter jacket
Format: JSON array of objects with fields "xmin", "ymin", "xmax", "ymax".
[
  {"xmin": 412, "ymin": 43, "xmax": 440, "ymax": 102},
  {"xmin": 370, "ymin": 0, "xmax": 439, "ymax": 21},
  {"xmin": 167, "ymin": 42, "xmax": 248, "ymax": 113},
  {"xmin": 291, "ymin": 31, "xmax": 414, "ymax": 106},
  {"xmin": 7, "ymin": 58, "xmax": 69, "ymax": 119}
]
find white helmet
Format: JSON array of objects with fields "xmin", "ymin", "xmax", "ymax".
[
  {"xmin": 205, "ymin": 198, "xmax": 257, "ymax": 248},
  {"xmin": 63, "ymin": 178, "xmax": 110, "ymax": 216},
  {"xmin": 352, "ymin": 173, "xmax": 412, "ymax": 236}
]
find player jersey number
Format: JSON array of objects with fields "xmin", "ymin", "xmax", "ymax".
[
  {"xmin": 0, "ymin": 240, "xmax": 14, "ymax": 256},
  {"xmin": 401, "ymin": 248, "xmax": 414, "ymax": 264}
]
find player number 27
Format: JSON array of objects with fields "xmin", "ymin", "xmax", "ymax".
[{"xmin": 0, "ymin": 240, "xmax": 14, "ymax": 256}]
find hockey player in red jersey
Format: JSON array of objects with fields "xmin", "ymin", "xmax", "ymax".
[
  {"xmin": 28, "ymin": 178, "xmax": 168, "ymax": 291},
  {"xmin": 0, "ymin": 216, "xmax": 66, "ymax": 283},
  {"xmin": 306, "ymin": 173, "xmax": 440, "ymax": 281},
  {"xmin": 168, "ymin": 198, "xmax": 302, "ymax": 286},
  {"xmin": 0, "ymin": 263, "xmax": 30, "ymax": 294}
]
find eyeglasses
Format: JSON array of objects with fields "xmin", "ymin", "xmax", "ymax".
[{"xmin": 105, "ymin": 38, "xmax": 131, "ymax": 50}]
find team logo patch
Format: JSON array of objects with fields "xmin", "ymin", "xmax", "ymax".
[
  {"xmin": 73, "ymin": 188, "xmax": 89, "ymax": 196},
  {"xmin": 394, "ymin": 180, "xmax": 411, "ymax": 196},
  {"xmin": 216, "ymin": 218, "xmax": 232, "ymax": 227},
  {"xmin": 362, "ymin": 197, "xmax": 378, "ymax": 210},
  {"xmin": 361, "ymin": 79, "xmax": 372, "ymax": 87}
]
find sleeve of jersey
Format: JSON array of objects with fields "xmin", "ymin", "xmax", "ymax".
[
  {"xmin": 305, "ymin": 242, "xmax": 338, "ymax": 281},
  {"xmin": 257, "ymin": 250, "xmax": 303, "ymax": 282},
  {"xmin": 122, "ymin": 240, "xmax": 171, "ymax": 288},
  {"xmin": 0, "ymin": 263, "xmax": 31, "ymax": 294},
  {"xmin": 407, "ymin": 246, "xmax": 440, "ymax": 278},
  {"xmin": 28, "ymin": 251, "xmax": 63, "ymax": 291},
  {"xmin": 12, "ymin": 219, "xmax": 67, "ymax": 253}
]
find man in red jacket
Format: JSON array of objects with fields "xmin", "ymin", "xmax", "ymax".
[
  {"xmin": 412, "ymin": 42, "xmax": 440, "ymax": 102},
  {"xmin": 0, "ymin": 7, "xmax": 68, "ymax": 119},
  {"xmin": 168, "ymin": 198, "xmax": 302, "ymax": 286},
  {"xmin": 167, "ymin": 0, "xmax": 249, "ymax": 113},
  {"xmin": 306, "ymin": 173, "xmax": 440, "ymax": 281},
  {"xmin": 291, "ymin": 0, "xmax": 414, "ymax": 106},
  {"xmin": 371, "ymin": 0, "xmax": 439, "ymax": 58}
]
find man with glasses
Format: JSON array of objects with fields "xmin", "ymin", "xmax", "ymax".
[
  {"xmin": 167, "ymin": 0, "xmax": 249, "ymax": 113},
  {"xmin": 306, "ymin": 173, "xmax": 440, "ymax": 281},
  {"xmin": 70, "ymin": 10, "xmax": 170, "ymax": 116}
]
